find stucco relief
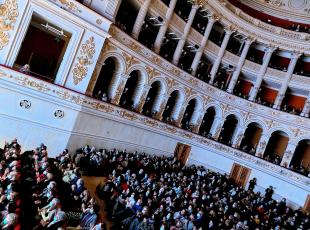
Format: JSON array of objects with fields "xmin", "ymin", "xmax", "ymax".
[
  {"xmin": 0, "ymin": 0, "xmax": 19, "ymax": 50},
  {"xmin": 52, "ymin": 0, "xmax": 81, "ymax": 13},
  {"xmin": 72, "ymin": 36, "xmax": 96, "ymax": 85}
]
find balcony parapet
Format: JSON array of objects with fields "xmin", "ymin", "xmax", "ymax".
[
  {"xmin": 142, "ymin": 0, "xmax": 310, "ymax": 52},
  {"xmin": 223, "ymin": 0, "xmax": 310, "ymax": 42},
  {"xmin": 209, "ymin": 0, "xmax": 310, "ymax": 52},
  {"xmin": 109, "ymin": 26, "xmax": 310, "ymax": 129},
  {"xmin": 0, "ymin": 64, "xmax": 309, "ymax": 190}
]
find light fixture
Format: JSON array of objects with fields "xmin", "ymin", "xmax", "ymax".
[{"xmin": 41, "ymin": 22, "xmax": 67, "ymax": 38}]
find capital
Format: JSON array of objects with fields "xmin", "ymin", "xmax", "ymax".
[
  {"xmin": 224, "ymin": 25, "xmax": 236, "ymax": 35},
  {"xmin": 290, "ymin": 51, "xmax": 302, "ymax": 60},
  {"xmin": 192, "ymin": 0, "xmax": 208, "ymax": 7},
  {"xmin": 244, "ymin": 36, "xmax": 255, "ymax": 45},
  {"xmin": 264, "ymin": 45, "xmax": 277, "ymax": 53},
  {"xmin": 208, "ymin": 14, "xmax": 220, "ymax": 23}
]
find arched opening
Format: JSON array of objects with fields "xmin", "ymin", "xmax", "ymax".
[
  {"xmin": 162, "ymin": 90, "xmax": 179, "ymax": 123},
  {"xmin": 219, "ymin": 115, "xmax": 238, "ymax": 146},
  {"xmin": 119, "ymin": 70, "xmax": 141, "ymax": 109},
  {"xmin": 181, "ymin": 99, "xmax": 197, "ymax": 131},
  {"xmin": 240, "ymin": 122, "xmax": 263, "ymax": 155},
  {"xmin": 93, "ymin": 57, "xmax": 118, "ymax": 101},
  {"xmin": 142, "ymin": 81, "xmax": 162, "ymax": 117},
  {"xmin": 290, "ymin": 139, "xmax": 310, "ymax": 175},
  {"xmin": 264, "ymin": 131, "xmax": 289, "ymax": 165},
  {"xmin": 199, "ymin": 107, "xmax": 216, "ymax": 137}
]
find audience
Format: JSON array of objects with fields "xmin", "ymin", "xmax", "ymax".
[
  {"xmin": 1, "ymin": 139, "xmax": 309, "ymax": 229},
  {"xmin": 0, "ymin": 139, "xmax": 106, "ymax": 229},
  {"xmin": 74, "ymin": 146, "xmax": 309, "ymax": 230}
]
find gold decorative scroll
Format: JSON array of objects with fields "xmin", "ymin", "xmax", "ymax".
[
  {"xmin": 0, "ymin": 0, "xmax": 19, "ymax": 50},
  {"xmin": 55, "ymin": 0, "xmax": 81, "ymax": 13},
  {"xmin": 72, "ymin": 36, "xmax": 96, "ymax": 85}
]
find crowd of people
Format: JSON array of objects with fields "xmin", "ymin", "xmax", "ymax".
[
  {"xmin": 2, "ymin": 139, "xmax": 309, "ymax": 229},
  {"xmin": 0, "ymin": 139, "xmax": 106, "ymax": 229},
  {"xmin": 74, "ymin": 146, "xmax": 310, "ymax": 230}
]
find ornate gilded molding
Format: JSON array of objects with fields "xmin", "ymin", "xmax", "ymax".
[
  {"xmin": 145, "ymin": 66, "xmax": 160, "ymax": 81},
  {"xmin": 123, "ymin": 52, "xmax": 140, "ymax": 72},
  {"xmin": 52, "ymin": 0, "xmax": 81, "ymax": 13},
  {"xmin": 72, "ymin": 36, "xmax": 95, "ymax": 85},
  {"xmin": 0, "ymin": 0, "xmax": 19, "ymax": 50}
]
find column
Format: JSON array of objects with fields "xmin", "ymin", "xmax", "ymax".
[
  {"xmin": 280, "ymin": 142, "xmax": 297, "ymax": 167},
  {"xmin": 248, "ymin": 46, "xmax": 276, "ymax": 101},
  {"xmin": 193, "ymin": 112, "xmax": 204, "ymax": 133},
  {"xmin": 190, "ymin": 15, "xmax": 217, "ymax": 75},
  {"xmin": 232, "ymin": 127, "xmax": 246, "ymax": 149},
  {"xmin": 175, "ymin": 106, "xmax": 187, "ymax": 127},
  {"xmin": 255, "ymin": 133, "xmax": 269, "ymax": 158},
  {"xmin": 155, "ymin": 94, "xmax": 169, "ymax": 120},
  {"xmin": 136, "ymin": 85, "xmax": 151, "ymax": 112},
  {"xmin": 108, "ymin": 72, "xmax": 123, "ymax": 100},
  {"xmin": 172, "ymin": 4, "xmax": 199, "ymax": 65},
  {"xmin": 301, "ymin": 93, "xmax": 310, "ymax": 117},
  {"xmin": 209, "ymin": 116, "xmax": 223, "ymax": 140},
  {"xmin": 154, "ymin": 0, "xmax": 177, "ymax": 53},
  {"xmin": 227, "ymin": 37, "xmax": 254, "ymax": 93},
  {"xmin": 111, "ymin": 74, "xmax": 129, "ymax": 105},
  {"xmin": 273, "ymin": 52, "xmax": 301, "ymax": 109},
  {"xmin": 132, "ymin": 0, "xmax": 152, "ymax": 40},
  {"xmin": 209, "ymin": 27, "xmax": 235, "ymax": 84}
]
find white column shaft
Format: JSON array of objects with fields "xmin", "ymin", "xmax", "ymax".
[
  {"xmin": 227, "ymin": 40, "xmax": 252, "ymax": 93},
  {"xmin": 248, "ymin": 48, "xmax": 274, "ymax": 101},
  {"xmin": 172, "ymin": 5, "xmax": 199, "ymax": 65},
  {"xmin": 209, "ymin": 31, "xmax": 232, "ymax": 83},
  {"xmin": 191, "ymin": 18, "xmax": 216, "ymax": 75},
  {"xmin": 154, "ymin": 0, "xmax": 177, "ymax": 53},
  {"xmin": 301, "ymin": 93, "xmax": 310, "ymax": 117},
  {"xmin": 132, "ymin": 0, "xmax": 152, "ymax": 39},
  {"xmin": 273, "ymin": 55, "xmax": 299, "ymax": 108}
]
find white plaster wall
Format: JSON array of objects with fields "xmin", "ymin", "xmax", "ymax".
[
  {"xmin": 68, "ymin": 110, "xmax": 177, "ymax": 156},
  {"xmin": 189, "ymin": 145, "xmax": 234, "ymax": 174},
  {"xmin": 0, "ymin": 83, "xmax": 79, "ymax": 156}
]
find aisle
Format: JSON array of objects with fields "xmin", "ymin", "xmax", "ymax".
[{"xmin": 82, "ymin": 176, "xmax": 113, "ymax": 229}]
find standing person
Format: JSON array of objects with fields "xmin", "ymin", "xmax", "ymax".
[{"xmin": 248, "ymin": 178, "xmax": 257, "ymax": 191}]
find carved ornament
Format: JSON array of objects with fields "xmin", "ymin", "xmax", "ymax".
[
  {"xmin": 72, "ymin": 37, "xmax": 96, "ymax": 85},
  {"xmin": 0, "ymin": 0, "xmax": 19, "ymax": 50}
]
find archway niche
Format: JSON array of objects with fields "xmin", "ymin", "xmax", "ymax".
[
  {"xmin": 264, "ymin": 131, "xmax": 289, "ymax": 165},
  {"xmin": 199, "ymin": 107, "xmax": 216, "ymax": 137},
  {"xmin": 142, "ymin": 81, "xmax": 162, "ymax": 117},
  {"xmin": 219, "ymin": 114, "xmax": 238, "ymax": 146},
  {"xmin": 240, "ymin": 122, "xmax": 263, "ymax": 155},
  {"xmin": 93, "ymin": 57, "xmax": 119, "ymax": 101},
  {"xmin": 181, "ymin": 99, "xmax": 197, "ymax": 130},
  {"xmin": 162, "ymin": 90, "xmax": 180, "ymax": 123},
  {"xmin": 119, "ymin": 70, "xmax": 142, "ymax": 109},
  {"xmin": 290, "ymin": 139, "xmax": 310, "ymax": 175}
]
